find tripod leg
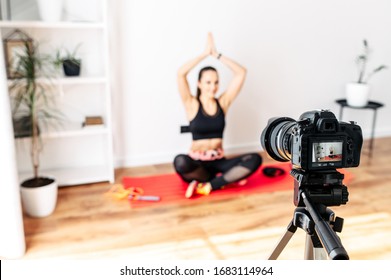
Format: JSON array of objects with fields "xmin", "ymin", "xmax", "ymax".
[
  {"xmin": 314, "ymin": 248, "xmax": 328, "ymax": 260},
  {"xmin": 304, "ymin": 234, "xmax": 328, "ymax": 260},
  {"xmin": 304, "ymin": 235, "xmax": 314, "ymax": 260},
  {"xmin": 268, "ymin": 221, "xmax": 297, "ymax": 260}
]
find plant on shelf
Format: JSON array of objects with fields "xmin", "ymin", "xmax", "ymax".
[
  {"xmin": 346, "ymin": 39, "xmax": 388, "ymax": 107},
  {"xmin": 9, "ymin": 41, "xmax": 60, "ymax": 218},
  {"xmin": 356, "ymin": 39, "xmax": 387, "ymax": 84},
  {"xmin": 53, "ymin": 44, "xmax": 82, "ymax": 77}
]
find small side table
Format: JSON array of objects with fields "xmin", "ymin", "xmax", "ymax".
[{"xmin": 335, "ymin": 99, "xmax": 384, "ymax": 157}]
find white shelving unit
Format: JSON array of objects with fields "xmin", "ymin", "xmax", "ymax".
[
  {"xmin": 0, "ymin": 0, "xmax": 114, "ymax": 186},
  {"xmin": 0, "ymin": 20, "xmax": 105, "ymax": 29}
]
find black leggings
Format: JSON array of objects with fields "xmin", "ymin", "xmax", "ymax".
[{"xmin": 173, "ymin": 153, "xmax": 262, "ymax": 190}]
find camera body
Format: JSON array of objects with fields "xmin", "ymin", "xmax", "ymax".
[
  {"xmin": 291, "ymin": 110, "xmax": 362, "ymax": 171},
  {"xmin": 261, "ymin": 110, "xmax": 363, "ymax": 171}
]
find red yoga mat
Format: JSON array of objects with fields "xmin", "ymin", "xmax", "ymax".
[{"xmin": 121, "ymin": 163, "xmax": 353, "ymax": 208}]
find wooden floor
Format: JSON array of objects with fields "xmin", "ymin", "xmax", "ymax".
[{"xmin": 21, "ymin": 137, "xmax": 391, "ymax": 260}]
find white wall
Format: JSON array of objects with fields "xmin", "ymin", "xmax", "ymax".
[{"xmin": 111, "ymin": 0, "xmax": 391, "ymax": 167}]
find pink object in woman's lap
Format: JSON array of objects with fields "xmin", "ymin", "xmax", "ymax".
[{"xmin": 189, "ymin": 148, "xmax": 224, "ymax": 161}]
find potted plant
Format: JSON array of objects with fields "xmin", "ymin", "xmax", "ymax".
[
  {"xmin": 346, "ymin": 39, "xmax": 387, "ymax": 107},
  {"xmin": 37, "ymin": 0, "xmax": 64, "ymax": 22},
  {"xmin": 53, "ymin": 44, "xmax": 82, "ymax": 77},
  {"xmin": 9, "ymin": 41, "xmax": 59, "ymax": 218}
]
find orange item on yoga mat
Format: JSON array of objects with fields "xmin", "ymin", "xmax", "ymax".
[
  {"xmin": 105, "ymin": 184, "xmax": 160, "ymax": 202},
  {"xmin": 121, "ymin": 163, "xmax": 353, "ymax": 209}
]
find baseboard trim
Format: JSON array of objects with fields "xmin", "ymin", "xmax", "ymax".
[
  {"xmin": 115, "ymin": 142, "xmax": 261, "ymax": 168},
  {"xmin": 115, "ymin": 130, "xmax": 391, "ymax": 168}
]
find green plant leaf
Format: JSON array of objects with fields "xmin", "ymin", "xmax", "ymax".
[
  {"xmin": 356, "ymin": 55, "xmax": 366, "ymax": 61},
  {"xmin": 363, "ymin": 39, "xmax": 368, "ymax": 48},
  {"xmin": 9, "ymin": 40, "xmax": 63, "ymax": 179},
  {"xmin": 373, "ymin": 65, "xmax": 387, "ymax": 73}
]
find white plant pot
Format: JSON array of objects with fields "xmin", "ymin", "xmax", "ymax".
[
  {"xmin": 37, "ymin": 0, "xmax": 64, "ymax": 22},
  {"xmin": 20, "ymin": 177, "xmax": 58, "ymax": 218},
  {"xmin": 64, "ymin": 0, "xmax": 100, "ymax": 22},
  {"xmin": 346, "ymin": 83, "xmax": 370, "ymax": 107}
]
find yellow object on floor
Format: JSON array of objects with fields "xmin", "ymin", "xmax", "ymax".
[{"xmin": 105, "ymin": 184, "xmax": 160, "ymax": 202}]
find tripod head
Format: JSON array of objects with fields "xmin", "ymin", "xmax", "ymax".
[
  {"xmin": 291, "ymin": 169, "xmax": 349, "ymax": 207},
  {"xmin": 268, "ymin": 169, "xmax": 351, "ymax": 260},
  {"xmin": 291, "ymin": 169, "xmax": 349, "ymax": 260}
]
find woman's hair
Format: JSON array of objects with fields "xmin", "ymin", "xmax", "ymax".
[{"xmin": 196, "ymin": 66, "xmax": 217, "ymax": 100}]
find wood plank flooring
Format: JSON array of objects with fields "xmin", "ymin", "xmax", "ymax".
[{"xmin": 20, "ymin": 137, "xmax": 391, "ymax": 260}]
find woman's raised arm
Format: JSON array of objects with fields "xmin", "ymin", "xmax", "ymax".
[
  {"xmin": 210, "ymin": 34, "xmax": 246, "ymax": 111},
  {"xmin": 177, "ymin": 34, "xmax": 213, "ymax": 105}
]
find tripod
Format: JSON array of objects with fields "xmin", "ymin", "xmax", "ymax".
[{"xmin": 269, "ymin": 170, "xmax": 350, "ymax": 260}]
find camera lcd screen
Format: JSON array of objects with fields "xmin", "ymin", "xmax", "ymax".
[{"xmin": 312, "ymin": 141, "xmax": 343, "ymax": 165}]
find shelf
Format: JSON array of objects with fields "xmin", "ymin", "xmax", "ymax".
[
  {"xmin": 18, "ymin": 165, "xmax": 113, "ymax": 186},
  {"xmin": 15, "ymin": 125, "xmax": 109, "ymax": 140},
  {"xmin": 55, "ymin": 77, "xmax": 108, "ymax": 85},
  {"xmin": 43, "ymin": 126, "xmax": 109, "ymax": 138},
  {"xmin": 0, "ymin": 20, "xmax": 105, "ymax": 29},
  {"xmin": 3, "ymin": 0, "xmax": 115, "ymax": 187},
  {"xmin": 8, "ymin": 77, "xmax": 107, "ymax": 86}
]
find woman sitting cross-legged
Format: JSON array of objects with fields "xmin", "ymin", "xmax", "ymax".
[{"xmin": 174, "ymin": 33, "xmax": 262, "ymax": 198}]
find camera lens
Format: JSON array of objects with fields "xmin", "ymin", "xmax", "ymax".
[{"xmin": 261, "ymin": 117, "xmax": 296, "ymax": 162}]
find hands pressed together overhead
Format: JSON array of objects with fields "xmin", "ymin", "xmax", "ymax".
[{"xmin": 204, "ymin": 32, "xmax": 219, "ymax": 58}]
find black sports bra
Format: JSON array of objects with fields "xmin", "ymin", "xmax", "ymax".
[{"xmin": 189, "ymin": 99, "xmax": 225, "ymax": 140}]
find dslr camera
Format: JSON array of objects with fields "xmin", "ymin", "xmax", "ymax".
[
  {"xmin": 262, "ymin": 110, "xmax": 363, "ymax": 260},
  {"xmin": 261, "ymin": 110, "xmax": 363, "ymax": 171}
]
